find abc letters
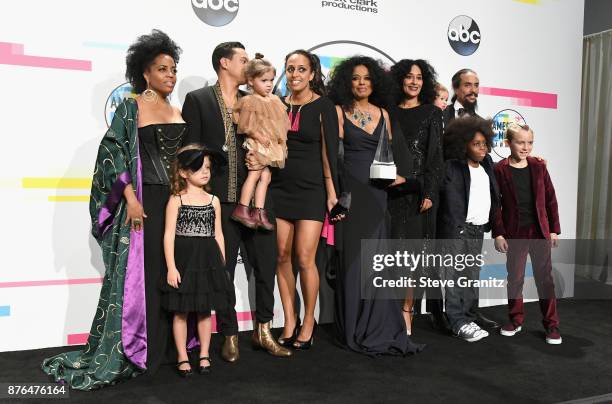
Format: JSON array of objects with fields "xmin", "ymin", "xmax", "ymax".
[
  {"xmin": 192, "ymin": 0, "xmax": 239, "ymax": 12},
  {"xmin": 448, "ymin": 24, "xmax": 481, "ymax": 44}
]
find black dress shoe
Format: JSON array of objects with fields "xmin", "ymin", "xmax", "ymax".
[
  {"xmin": 176, "ymin": 360, "xmax": 193, "ymax": 378},
  {"xmin": 474, "ymin": 311, "xmax": 500, "ymax": 329},
  {"xmin": 198, "ymin": 357, "xmax": 211, "ymax": 374}
]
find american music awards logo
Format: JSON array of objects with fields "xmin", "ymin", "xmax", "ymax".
[
  {"xmin": 274, "ymin": 40, "xmax": 396, "ymax": 96},
  {"xmin": 104, "ymin": 82, "xmax": 137, "ymax": 128},
  {"xmin": 492, "ymin": 109, "xmax": 527, "ymax": 159}
]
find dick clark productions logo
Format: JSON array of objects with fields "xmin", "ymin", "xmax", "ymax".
[
  {"xmin": 447, "ymin": 15, "xmax": 481, "ymax": 56},
  {"xmin": 192, "ymin": 0, "xmax": 239, "ymax": 27}
]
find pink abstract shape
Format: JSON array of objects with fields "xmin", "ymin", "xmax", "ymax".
[
  {"xmin": 0, "ymin": 277, "xmax": 103, "ymax": 288},
  {"xmin": 70, "ymin": 310, "xmax": 254, "ymax": 340},
  {"xmin": 211, "ymin": 311, "xmax": 254, "ymax": 333},
  {"xmin": 67, "ymin": 333, "xmax": 89, "ymax": 345},
  {"xmin": 236, "ymin": 311, "xmax": 255, "ymax": 322},
  {"xmin": 480, "ymin": 86, "xmax": 557, "ymax": 109},
  {"xmin": 0, "ymin": 41, "xmax": 91, "ymax": 71}
]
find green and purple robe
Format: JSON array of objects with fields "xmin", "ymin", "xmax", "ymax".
[{"xmin": 41, "ymin": 99, "xmax": 148, "ymax": 390}]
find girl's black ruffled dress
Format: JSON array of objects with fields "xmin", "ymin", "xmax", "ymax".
[{"xmin": 161, "ymin": 196, "xmax": 233, "ymax": 313}]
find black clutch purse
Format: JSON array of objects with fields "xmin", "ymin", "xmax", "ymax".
[{"xmin": 329, "ymin": 191, "xmax": 351, "ymax": 222}]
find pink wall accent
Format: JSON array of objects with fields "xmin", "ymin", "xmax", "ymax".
[
  {"xmin": 480, "ymin": 86, "xmax": 557, "ymax": 109},
  {"xmin": 211, "ymin": 311, "xmax": 254, "ymax": 333},
  {"xmin": 0, "ymin": 41, "xmax": 92, "ymax": 71},
  {"xmin": 67, "ymin": 333, "xmax": 89, "ymax": 345},
  {"xmin": 0, "ymin": 278, "xmax": 103, "ymax": 288},
  {"xmin": 67, "ymin": 312, "xmax": 255, "ymax": 343}
]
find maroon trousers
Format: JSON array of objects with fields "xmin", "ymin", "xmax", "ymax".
[{"xmin": 506, "ymin": 224, "xmax": 559, "ymax": 329}]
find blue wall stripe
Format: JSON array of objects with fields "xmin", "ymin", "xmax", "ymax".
[{"xmin": 481, "ymin": 263, "xmax": 534, "ymax": 279}]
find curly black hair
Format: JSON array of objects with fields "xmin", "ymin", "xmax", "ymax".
[
  {"xmin": 390, "ymin": 59, "xmax": 438, "ymax": 105},
  {"xmin": 443, "ymin": 116, "xmax": 494, "ymax": 160},
  {"xmin": 327, "ymin": 55, "xmax": 391, "ymax": 110},
  {"xmin": 284, "ymin": 49, "xmax": 326, "ymax": 96},
  {"xmin": 125, "ymin": 29, "xmax": 182, "ymax": 94}
]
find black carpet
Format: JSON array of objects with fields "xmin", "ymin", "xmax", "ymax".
[{"xmin": 1, "ymin": 284, "xmax": 611, "ymax": 403}]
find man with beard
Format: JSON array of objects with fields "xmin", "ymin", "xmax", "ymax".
[
  {"xmin": 440, "ymin": 68, "xmax": 501, "ymax": 331},
  {"xmin": 443, "ymin": 68, "xmax": 482, "ymax": 127}
]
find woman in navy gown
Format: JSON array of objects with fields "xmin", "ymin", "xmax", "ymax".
[{"xmin": 327, "ymin": 56, "xmax": 423, "ymax": 356}]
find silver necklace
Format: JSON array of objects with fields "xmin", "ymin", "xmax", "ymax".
[{"xmin": 352, "ymin": 106, "xmax": 373, "ymax": 129}]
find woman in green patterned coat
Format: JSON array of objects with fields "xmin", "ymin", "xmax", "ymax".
[{"xmin": 42, "ymin": 30, "xmax": 186, "ymax": 390}]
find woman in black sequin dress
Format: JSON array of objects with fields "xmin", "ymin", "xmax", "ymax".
[{"xmin": 388, "ymin": 59, "xmax": 444, "ymax": 334}]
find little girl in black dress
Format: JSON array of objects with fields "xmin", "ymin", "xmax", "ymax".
[{"xmin": 161, "ymin": 144, "xmax": 233, "ymax": 377}]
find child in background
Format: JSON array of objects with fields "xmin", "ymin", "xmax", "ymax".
[
  {"xmin": 231, "ymin": 53, "xmax": 290, "ymax": 231},
  {"xmin": 434, "ymin": 82, "xmax": 449, "ymax": 111},
  {"xmin": 493, "ymin": 123, "xmax": 562, "ymax": 345}
]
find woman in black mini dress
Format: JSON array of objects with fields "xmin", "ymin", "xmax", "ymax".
[{"xmin": 269, "ymin": 49, "xmax": 339, "ymax": 349}]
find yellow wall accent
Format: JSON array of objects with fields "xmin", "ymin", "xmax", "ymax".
[
  {"xmin": 22, "ymin": 178, "xmax": 92, "ymax": 189},
  {"xmin": 48, "ymin": 196, "xmax": 90, "ymax": 202}
]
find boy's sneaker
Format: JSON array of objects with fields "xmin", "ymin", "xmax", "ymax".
[
  {"xmin": 470, "ymin": 322, "xmax": 489, "ymax": 338},
  {"xmin": 545, "ymin": 327, "xmax": 562, "ymax": 345},
  {"xmin": 470, "ymin": 321, "xmax": 489, "ymax": 337},
  {"xmin": 455, "ymin": 322, "xmax": 488, "ymax": 342},
  {"xmin": 500, "ymin": 323, "xmax": 522, "ymax": 336}
]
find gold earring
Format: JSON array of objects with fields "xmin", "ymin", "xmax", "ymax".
[{"xmin": 142, "ymin": 81, "xmax": 157, "ymax": 102}]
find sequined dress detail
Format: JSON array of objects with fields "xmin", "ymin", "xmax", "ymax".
[
  {"xmin": 175, "ymin": 204, "xmax": 215, "ymax": 237},
  {"xmin": 160, "ymin": 195, "xmax": 233, "ymax": 313}
]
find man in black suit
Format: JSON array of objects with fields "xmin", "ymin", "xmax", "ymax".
[
  {"xmin": 443, "ymin": 68, "xmax": 482, "ymax": 127},
  {"xmin": 441, "ymin": 68, "xmax": 500, "ymax": 331},
  {"xmin": 182, "ymin": 42, "xmax": 292, "ymax": 362}
]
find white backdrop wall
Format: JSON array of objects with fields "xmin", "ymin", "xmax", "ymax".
[{"xmin": 0, "ymin": 0, "xmax": 584, "ymax": 352}]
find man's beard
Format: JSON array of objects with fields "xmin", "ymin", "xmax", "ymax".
[{"xmin": 462, "ymin": 96, "xmax": 478, "ymax": 114}]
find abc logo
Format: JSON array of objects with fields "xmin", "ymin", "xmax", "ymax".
[
  {"xmin": 192, "ymin": 0, "xmax": 239, "ymax": 27},
  {"xmin": 447, "ymin": 15, "xmax": 481, "ymax": 56}
]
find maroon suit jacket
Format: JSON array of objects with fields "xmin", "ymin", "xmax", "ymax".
[{"xmin": 492, "ymin": 157, "xmax": 561, "ymax": 239}]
